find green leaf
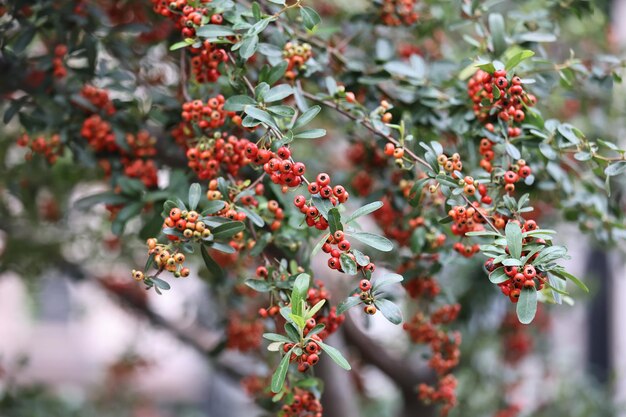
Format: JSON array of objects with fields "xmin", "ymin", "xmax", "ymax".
[
  {"xmin": 238, "ymin": 206, "xmax": 265, "ymax": 227},
  {"xmin": 554, "ymin": 269, "xmax": 589, "ymax": 293},
  {"xmin": 291, "ymin": 273, "xmax": 310, "ymax": 317},
  {"xmin": 516, "ymin": 287, "xmax": 538, "ymax": 324},
  {"xmin": 505, "ymin": 142, "xmax": 521, "ymax": 159},
  {"xmin": 339, "ymin": 253, "xmax": 357, "ymax": 275},
  {"xmin": 293, "ymin": 129, "xmax": 326, "ymax": 139},
  {"xmin": 489, "ymin": 13, "xmax": 506, "ymax": 56},
  {"xmin": 212, "ymin": 221, "xmax": 245, "ymax": 239},
  {"xmin": 372, "ymin": 273, "xmax": 403, "ymax": 291},
  {"xmin": 289, "ymin": 313, "xmax": 306, "ymax": 330},
  {"xmin": 348, "ymin": 232, "xmax": 394, "ymax": 252},
  {"xmin": 201, "ymin": 245, "xmax": 224, "ymax": 279},
  {"xmin": 271, "ymin": 349, "xmax": 293, "ymax": 393},
  {"xmin": 505, "ymin": 222, "xmax": 522, "ymax": 259},
  {"xmin": 188, "ymin": 183, "xmax": 201, "ymax": 210},
  {"xmin": 307, "ymin": 299, "xmax": 326, "ymax": 318},
  {"xmin": 351, "ymin": 248, "xmax": 370, "ymax": 267},
  {"xmin": 264, "ymin": 84, "xmax": 293, "ymax": 102},
  {"xmin": 337, "ymin": 296, "xmax": 361, "ymax": 315},
  {"xmin": 150, "ymin": 276, "xmax": 171, "ymax": 291},
  {"xmin": 263, "ymin": 333, "xmax": 293, "ymax": 343},
  {"xmin": 267, "ymin": 61, "xmax": 288, "ymax": 85},
  {"xmin": 344, "ymin": 201, "xmax": 383, "ymax": 224},
  {"xmin": 244, "ymin": 106, "xmax": 279, "ymax": 130},
  {"xmin": 294, "ymin": 105, "xmax": 321, "ymax": 129},
  {"xmin": 169, "ymin": 40, "xmax": 191, "ymax": 51},
  {"xmin": 245, "ymin": 279, "xmax": 272, "ymax": 292},
  {"xmin": 111, "ymin": 202, "xmax": 143, "ymax": 235},
  {"xmin": 605, "ymin": 161, "xmax": 626, "ymax": 177},
  {"xmin": 267, "ymin": 105, "xmax": 296, "ymax": 118},
  {"xmin": 224, "ymin": 95, "xmax": 257, "ymax": 112},
  {"xmin": 505, "ymin": 50, "xmax": 535, "ymax": 71},
  {"xmin": 318, "ymin": 341, "xmax": 351, "ymax": 370},
  {"xmin": 195, "ymin": 24, "xmax": 236, "ymax": 38},
  {"xmin": 239, "ymin": 34, "xmax": 259, "ymax": 60},
  {"xmin": 374, "ymin": 299, "xmax": 403, "ymax": 325},
  {"xmin": 327, "ymin": 208, "xmax": 343, "ymax": 234},
  {"xmin": 75, "ymin": 191, "xmax": 129, "ymax": 210},
  {"xmin": 488, "ymin": 267, "xmax": 509, "ymax": 284},
  {"xmin": 300, "ymin": 6, "xmax": 321, "ymax": 31},
  {"xmin": 202, "ymin": 200, "xmax": 226, "ymax": 215}
]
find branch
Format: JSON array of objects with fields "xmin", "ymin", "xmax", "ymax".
[{"xmin": 298, "ymin": 87, "xmax": 432, "ymax": 170}]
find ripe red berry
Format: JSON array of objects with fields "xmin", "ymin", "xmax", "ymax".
[
  {"xmin": 338, "ymin": 239, "xmax": 351, "ymax": 251},
  {"xmin": 316, "ymin": 173, "xmax": 330, "ymax": 186},
  {"xmin": 359, "ymin": 279, "xmax": 372, "ymax": 292}
]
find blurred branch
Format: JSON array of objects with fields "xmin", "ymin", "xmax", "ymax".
[{"xmin": 342, "ymin": 312, "xmax": 434, "ymax": 417}]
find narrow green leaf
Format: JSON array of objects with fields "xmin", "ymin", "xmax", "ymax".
[
  {"xmin": 327, "ymin": 208, "xmax": 342, "ymax": 234},
  {"xmin": 188, "ymin": 183, "xmax": 201, "ymax": 210},
  {"xmin": 224, "ymin": 95, "xmax": 257, "ymax": 112},
  {"xmin": 348, "ymin": 232, "xmax": 394, "ymax": 252},
  {"xmin": 300, "ymin": 6, "xmax": 321, "ymax": 30},
  {"xmin": 339, "ymin": 253, "xmax": 357, "ymax": 275},
  {"xmin": 489, "ymin": 13, "xmax": 506, "ymax": 56},
  {"xmin": 271, "ymin": 349, "xmax": 293, "ymax": 393},
  {"xmin": 264, "ymin": 84, "xmax": 293, "ymax": 102},
  {"xmin": 337, "ymin": 296, "xmax": 361, "ymax": 315},
  {"xmin": 294, "ymin": 105, "xmax": 321, "ymax": 129},
  {"xmin": 505, "ymin": 50, "xmax": 534, "ymax": 71},
  {"xmin": 516, "ymin": 287, "xmax": 538, "ymax": 324},
  {"xmin": 505, "ymin": 222, "xmax": 523, "ymax": 259},
  {"xmin": 293, "ymin": 129, "xmax": 326, "ymax": 139},
  {"xmin": 291, "ymin": 273, "xmax": 310, "ymax": 317},
  {"xmin": 212, "ymin": 221, "xmax": 245, "ymax": 239},
  {"xmin": 372, "ymin": 273, "xmax": 403, "ymax": 290},
  {"xmin": 318, "ymin": 341, "xmax": 351, "ymax": 370},
  {"xmin": 344, "ymin": 201, "xmax": 383, "ymax": 224},
  {"xmin": 374, "ymin": 299, "xmax": 403, "ymax": 325},
  {"xmin": 263, "ymin": 333, "xmax": 293, "ymax": 343},
  {"xmin": 244, "ymin": 106, "xmax": 279, "ymax": 130},
  {"xmin": 245, "ymin": 279, "xmax": 272, "ymax": 292}
]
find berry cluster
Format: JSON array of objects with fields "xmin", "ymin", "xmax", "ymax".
[
  {"xmin": 404, "ymin": 276, "xmax": 441, "ymax": 298},
  {"xmin": 80, "ymin": 115, "xmax": 117, "ymax": 153},
  {"xmin": 280, "ymin": 388, "xmax": 323, "ymax": 417},
  {"xmin": 257, "ymin": 146, "xmax": 307, "ymax": 191},
  {"xmin": 149, "ymin": 237, "xmax": 190, "ymax": 276},
  {"xmin": 418, "ymin": 374, "xmax": 458, "ymax": 416},
  {"xmin": 163, "ymin": 207, "xmax": 212, "ymax": 242},
  {"xmin": 501, "ymin": 159, "xmax": 532, "ymax": 194},
  {"xmin": 226, "ymin": 315, "xmax": 264, "ymax": 352},
  {"xmin": 52, "ymin": 44, "xmax": 67, "ymax": 78},
  {"xmin": 321, "ymin": 230, "xmax": 375, "ymax": 274},
  {"xmin": 380, "ymin": 0, "xmax": 419, "ymax": 26},
  {"xmin": 307, "ymin": 281, "xmax": 345, "ymax": 339},
  {"xmin": 448, "ymin": 204, "xmax": 484, "ymax": 257},
  {"xmin": 283, "ymin": 41, "xmax": 312, "ymax": 80},
  {"xmin": 436, "ymin": 152, "xmax": 462, "ymax": 177},
  {"xmin": 467, "ymin": 69, "xmax": 536, "ymax": 137},
  {"xmin": 485, "ymin": 220, "xmax": 548, "ymax": 303},
  {"xmin": 151, "ymin": 0, "xmax": 214, "ymax": 37},
  {"xmin": 186, "ymin": 133, "xmax": 252, "ymax": 180},
  {"xmin": 283, "ymin": 333, "xmax": 323, "ymax": 373},
  {"xmin": 181, "ymin": 96, "xmax": 238, "ymax": 129},
  {"xmin": 478, "ymin": 137, "xmax": 495, "ymax": 173},
  {"xmin": 17, "ymin": 133, "xmax": 62, "ymax": 164},
  {"xmin": 190, "ymin": 40, "xmax": 229, "ymax": 83},
  {"xmin": 79, "ymin": 85, "xmax": 116, "ymax": 115},
  {"xmin": 123, "ymin": 159, "xmax": 158, "ymax": 188},
  {"xmin": 125, "ymin": 130, "xmax": 157, "ymax": 158},
  {"xmin": 355, "ymin": 279, "xmax": 380, "ymax": 315}
]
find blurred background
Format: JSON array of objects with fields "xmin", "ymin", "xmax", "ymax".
[{"xmin": 1, "ymin": 0, "xmax": 626, "ymax": 416}]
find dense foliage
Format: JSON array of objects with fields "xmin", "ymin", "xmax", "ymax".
[{"xmin": 1, "ymin": 0, "xmax": 625, "ymax": 416}]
